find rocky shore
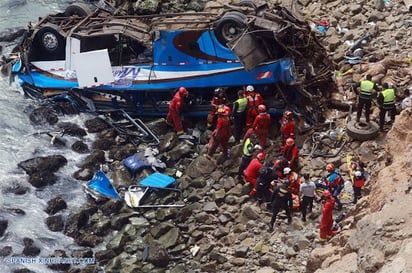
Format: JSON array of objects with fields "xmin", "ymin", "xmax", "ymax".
[{"xmin": 1, "ymin": 0, "xmax": 412, "ymax": 273}]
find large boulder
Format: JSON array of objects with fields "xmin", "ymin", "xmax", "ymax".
[{"xmin": 18, "ymin": 155, "xmax": 67, "ymax": 175}]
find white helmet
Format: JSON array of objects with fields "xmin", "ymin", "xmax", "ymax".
[
  {"xmin": 283, "ymin": 167, "xmax": 291, "ymax": 175},
  {"xmin": 354, "ymin": 171, "xmax": 362, "ymax": 177},
  {"xmin": 246, "ymin": 85, "xmax": 254, "ymax": 92}
]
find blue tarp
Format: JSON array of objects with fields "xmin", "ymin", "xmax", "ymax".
[
  {"xmin": 139, "ymin": 173, "xmax": 176, "ymax": 188},
  {"xmin": 86, "ymin": 171, "xmax": 120, "ymax": 199}
]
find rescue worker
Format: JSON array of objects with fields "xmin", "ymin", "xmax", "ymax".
[
  {"xmin": 245, "ymin": 85, "xmax": 264, "ymax": 130},
  {"xmin": 281, "ymin": 137, "xmax": 299, "ymax": 170},
  {"xmin": 207, "ymin": 105, "xmax": 232, "ymax": 158},
  {"xmin": 356, "ymin": 74, "xmax": 374, "ymax": 123},
  {"xmin": 237, "ymin": 134, "xmax": 261, "ymax": 180},
  {"xmin": 207, "ymin": 88, "xmax": 229, "ymax": 129},
  {"xmin": 166, "ymin": 87, "xmax": 188, "ymax": 135},
  {"xmin": 299, "ymin": 173, "xmax": 316, "ymax": 222},
  {"xmin": 280, "ymin": 110, "xmax": 295, "ymax": 144},
  {"xmin": 272, "ymin": 156, "xmax": 289, "ymax": 179},
  {"xmin": 244, "ymin": 152, "xmax": 265, "ymax": 196},
  {"xmin": 377, "ymin": 82, "xmax": 396, "ymax": 132},
  {"xmin": 319, "ymin": 190, "xmax": 336, "ymax": 242},
  {"xmin": 268, "ymin": 180, "xmax": 293, "ymax": 232},
  {"xmin": 283, "ymin": 167, "xmax": 301, "ymax": 195},
  {"xmin": 256, "ymin": 161, "xmax": 277, "ymax": 207},
  {"xmin": 231, "ymin": 90, "xmax": 248, "ymax": 142},
  {"xmin": 243, "ymin": 104, "xmax": 271, "ymax": 148},
  {"xmin": 352, "ymin": 170, "xmax": 366, "ymax": 204},
  {"xmin": 325, "ymin": 163, "xmax": 344, "ymax": 211}
]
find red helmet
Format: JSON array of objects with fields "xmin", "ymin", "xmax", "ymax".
[
  {"xmin": 286, "ymin": 138, "xmax": 294, "ymax": 146},
  {"xmin": 178, "ymin": 87, "xmax": 188, "ymax": 96},
  {"xmin": 323, "ymin": 190, "xmax": 331, "ymax": 198},
  {"xmin": 284, "ymin": 110, "xmax": 293, "ymax": 118},
  {"xmin": 257, "ymin": 152, "xmax": 265, "ymax": 161},
  {"xmin": 258, "ymin": 104, "xmax": 266, "ymax": 113},
  {"xmin": 326, "ymin": 163, "xmax": 335, "ymax": 172}
]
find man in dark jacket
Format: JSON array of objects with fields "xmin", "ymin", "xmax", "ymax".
[
  {"xmin": 268, "ymin": 180, "xmax": 293, "ymax": 232},
  {"xmin": 256, "ymin": 162, "xmax": 277, "ymax": 207}
]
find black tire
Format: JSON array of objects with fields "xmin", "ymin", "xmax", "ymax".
[
  {"xmin": 214, "ymin": 11, "xmax": 247, "ymax": 46},
  {"xmin": 33, "ymin": 25, "xmax": 65, "ymax": 60},
  {"xmin": 346, "ymin": 119, "xmax": 379, "ymax": 141},
  {"xmin": 64, "ymin": 3, "xmax": 92, "ymax": 17},
  {"xmin": 237, "ymin": 0, "xmax": 257, "ymax": 9}
]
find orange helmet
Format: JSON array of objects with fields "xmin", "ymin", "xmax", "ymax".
[
  {"xmin": 323, "ymin": 190, "xmax": 331, "ymax": 198},
  {"xmin": 326, "ymin": 163, "xmax": 335, "ymax": 172},
  {"xmin": 258, "ymin": 104, "xmax": 266, "ymax": 113},
  {"xmin": 178, "ymin": 87, "xmax": 188, "ymax": 96},
  {"xmin": 286, "ymin": 138, "xmax": 294, "ymax": 146},
  {"xmin": 284, "ymin": 110, "xmax": 293, "ymax": 118},
  {"xmin": 257, "ymin": 152, "xmax": 265, "ymax": 161}
]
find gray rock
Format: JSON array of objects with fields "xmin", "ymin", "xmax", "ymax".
[
  {"xmin": 202, "ymin": 201, "xmax": 218, "ymax": 212},
  {"xmin": 95, "ymin": 249, "xmax": 117, "ymax": 266},
  {"xmin": 45, "ymin": 196, "xmax": 67, "ymax": 215},
  {"xmin": 158, "ymin": 227, "xmax": 180, "ymax": 249},
  {"xmin": 45, "ymin": 215, "xmax": 64, "ymax": 232},
  {"xmin": 110, "ymin": 212, "xmax": 134, "ymax": 230},
  {"xmin": 186, "ymin": 155, "xmax": 216, "ymax": 178},
  {"xmin": 75, "ymin": 233, "xmax": 103, "ymax": 248},
  {"xmin": 234, "ymin": 244, "xmax": 249, "ymax": 257},
  {"xmin": 18, "ymin": 155, "xmax": 67, "ymax": 175},
  {"xmin": 147, "ymin": 242, "xmax": 170, "ymax": 267},
  {"xmin": 209, "ymin": 250, "xmax": 228, "ymax": 264},
  {"xmin": 106, "ymin": 230, "xmax": 129, "ymax": 254}
]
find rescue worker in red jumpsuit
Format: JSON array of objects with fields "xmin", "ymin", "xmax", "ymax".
[
  {"xmin": 207, "ymin": 106, "xmax": 232, "ymax": 158},
  {"xmin": 281, "ymin": 138, "xmax": 299, "ymax": 170},
  {"xmin": 207, "ymin": 88, "xmax": 229, "ymax": 129},
  {"xmin": 272, "ymin": 156, "xmax": 289, "ymax": 179},
  {"xmin": 237, "ymin": 134, "xmax": 261, "ymax": 180},
  {"xmin": 244, "ymin": 152, "xmax": 265, "ymax": 196},
  {"xmin": 280, "ymin": 110, "xmax": 295, "ymax": 144},
  {"xmin": 166, "ymin": 87, "xmax": 188, "ymax": 135},
  {"xmin": 244, "ymin": 104, "xmax": 271, "ymax": 148},
  {"xmin": 245, "ymin": 85, "xmax": 264, "ymax": 130},
  {"xmin": 319, "ymin": 190, "xmax": 336, "ymax": 241}
]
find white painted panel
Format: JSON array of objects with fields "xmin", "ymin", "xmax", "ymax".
[{"xmin": 72, "ymin": 49, "xmax": 114, "ymax": 88}]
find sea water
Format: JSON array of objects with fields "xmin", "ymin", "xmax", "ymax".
[{"xmin": 0, "ymin": 1, "xmax": 99, "ymax": 272}]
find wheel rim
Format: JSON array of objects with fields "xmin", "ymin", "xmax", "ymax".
[
  {"xmin": 221, "ymin": 23, "xmax": 244, "ymax": 42},
  {"xmin": 42, "ymin": 32, "xmax": 59, "ymax": 51}
]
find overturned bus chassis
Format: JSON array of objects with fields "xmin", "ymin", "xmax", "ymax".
[{"xmin": 10, "ymin": 1, "xmax": 336, "ymax": 122}]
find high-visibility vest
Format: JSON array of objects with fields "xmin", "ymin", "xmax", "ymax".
[
  {"xmin": 243, "ymin": 138, "xmax": 253, "ymax": 156},
  {"xmin": 235, "ymin": 97, "xmax": 247, "ymax": 113},
  {"xmin": 359, "ymin": 80, "xmax": 374, "ymax": 100},
  {"xmin": 382, "ymin": 88, "xmax": 395, "ymax": 109}
]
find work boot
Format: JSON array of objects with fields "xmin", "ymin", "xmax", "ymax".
[
  {"xmin": 268, "ymin": 223, "xmax": 274, "ymax": 232},
  {"xmin": 302, "ymin": 217, "xmax": 306, "ymax": 222}
]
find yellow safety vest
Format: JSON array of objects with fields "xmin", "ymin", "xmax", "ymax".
[
  {"xmin": 359, "ymin": 80, "xmax": 373, "ymax": 100},
  {"xmin": 243, "ymin": 138, "xmax": 252, "ymax": 156},
  {"xmin": 382, "ymin": 88, "xmax": 395, "ymax": 109},
  {"xmin": 235, "ymin": 97, "xmax": 247, "ymax": 113}
]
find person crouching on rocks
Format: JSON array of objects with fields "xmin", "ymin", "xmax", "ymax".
[
  {"xmin": 243, "ymin": 152, "xmax": 265, "ymax": 196},
  {"xmin": 319, "ymin": 190, "xmax": 336, "ymax": 242},
  {"xmin": 207, "ymin": 106, "xmax": 232, "ymax": 158},
  {"xmin": 237, "ymin": 134, "xmax": 261, "ymax": 180},
  {"xmin": 268, "ymin": 179, "xmax": 293, "ymax": 232},
  {"xmin": 256, "ymin": 161, "xmax": 277, "ymax": 208}
]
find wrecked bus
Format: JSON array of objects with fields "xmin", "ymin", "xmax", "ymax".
[{"xmin": 9, "ymin": 1, "xmax": 336, "ymax": 122}]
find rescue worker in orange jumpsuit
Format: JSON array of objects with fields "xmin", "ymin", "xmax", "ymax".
[
  {"xmin": 244, "ymin": 152, "xmax": 265, "ymax": 196},
  {"xmin": 166, "ymin": 87, "xmax": 188, "ymax": 135},
  {"xmin": 207, "ymin": 88, "xmax": 229, "ymax": 129},
  {"xmin": 319, "ymin": 190, "xmax": 336, "ymax": 241},
  {"xmin": 245, "ymin": 85, "xmax": 264, "ymax": 130},
  {"xmin": 281, "ymin": 138, "xmax": 299, "ymax": 170},
  {"xmin": 244, "ymin": 104, "xmax": 271, "ymax": 148},
  {"xmin": 207, "ymin": 106, "xmax": 232, "ymax": 158},
  {"xmin": 280, "ymin": 110, "xmax": 295, "ymax": 144}
]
